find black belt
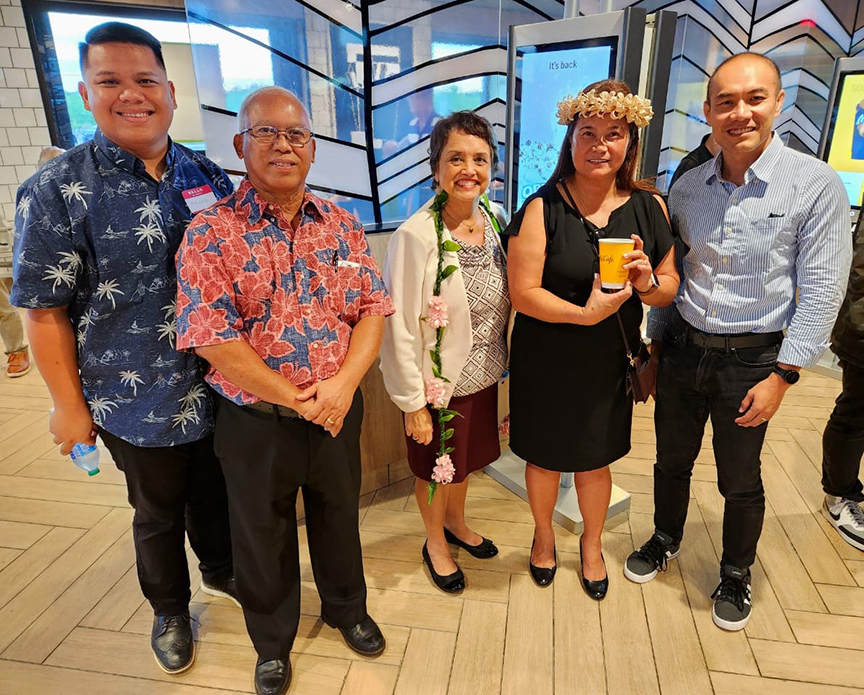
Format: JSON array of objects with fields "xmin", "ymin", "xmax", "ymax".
[
  {"xmin": 243, "ymin": 400, "xmax": 303, "ymax": 419},
  {"xmin": 682, "ymin": 326, "xmax": 783, "ymax": 350}
]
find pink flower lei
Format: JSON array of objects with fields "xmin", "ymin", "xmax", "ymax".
[{"xmin": 423, "ymin": 190, "xmax": 502, "ymax": 503}]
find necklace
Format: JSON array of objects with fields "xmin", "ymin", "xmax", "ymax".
[
  {"xmin": 443, "ymin": 206, "xmax": 482, "ymax": 234},
  {"xmin": 567, "ymin": 180, "xmax": 622, "ymax": 229}
]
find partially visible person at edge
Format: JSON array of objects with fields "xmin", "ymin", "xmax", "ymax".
[
  {"xmin": 669, "ymin": 133, "xmax": 719, "ymax": 190},
  {"xmin": 627, "ymin": 53, "xmax": 852, "ymax": 633},
  {"xmin": 821, "ymin": 204, "xmax": 864, "ymax": 552},
  {"xmin": 176, "ymin": 86, "xmax": 393, "ymax": 695},
  {"xmin": 380, "ymin": 111, "xmax": 510, "ymax": 594},
  {"xmin": 11, "ymin": 22, "xmax": 236, "ymax": 674},
  {"xmin": 506, "ymin": 80, "xmax": 678, "ymax": 599}
]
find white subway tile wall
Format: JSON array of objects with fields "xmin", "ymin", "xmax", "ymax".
[{"xmin": 0, "ymin": 0, "xmax": 40, "ymax": 224}]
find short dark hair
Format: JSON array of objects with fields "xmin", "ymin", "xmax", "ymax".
[
  {"xmin": 79, "ymin": 22, "xmax": 165, "ymax": 73},
  {"xmin": 428, "ymin": 110, "xmax": 499, "ymax": 187},
  {"xmin": 706, "ymin": 52, "xmax": 781, "ymax": 101}
]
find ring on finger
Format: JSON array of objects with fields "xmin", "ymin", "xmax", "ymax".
[{"xmin": 325, "ymin": 417, "xmax": 335, "ymax": 425}]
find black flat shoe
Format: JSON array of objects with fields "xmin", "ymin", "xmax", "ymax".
[
  {"xmin": 255, "ymin": 658, "xmax": 292, "ymax": 695},
  {"xmin": 323, "ymin": 615, "xmax": 386, "ymax": 656},
  {"xmin": 151, "ymin": 613, "xmax": 195, "ymax": 674},
  {"xmin": 444, "ymin": 527, "xmax": 499, "ymax": 558},
  {"xmin": 529, "ymin": 539, "xmax": 557, "ymax": 587},
  {"xmin": 580, "ymin": 537, "xmax": 609, "ymax": 601},
  {"xmin": 422, "ymin": 541, "xmax": 465, "ymax": 593}
]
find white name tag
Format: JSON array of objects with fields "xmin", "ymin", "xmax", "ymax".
[
  {"xmin": 182, "ymin": 185, "xmax": 218, "ymax": 214},
  {"xmin": 337, "ymin": 260, "xmax": 361, "ymax": 268}
]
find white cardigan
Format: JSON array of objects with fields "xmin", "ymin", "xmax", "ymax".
[{"xmin": 379, "ymin": 197, "xmax": 508, "ymax": 413}]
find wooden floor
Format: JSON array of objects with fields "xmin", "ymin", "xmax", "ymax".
[{"xmin": 0, "ymin": 360, "xmax": 863, "ymax": 694}]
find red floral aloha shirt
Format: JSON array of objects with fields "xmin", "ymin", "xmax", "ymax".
[{"xmin": 176, "ymin": 178, "xmax": 394, "ymax": 405}]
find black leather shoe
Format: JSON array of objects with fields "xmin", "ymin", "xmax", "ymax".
[
  {"xmin": 201, "ymin": 574, "xmax": 241, "ymax": 608},
  {"xmin": 580, "ymin": 537, "xmax": 609, "ymax": 601},
  {"xmin": 422, "ymin": 541, "xmax": 465, "ymax": 593},
  {"xmin": 323, "ymin": 615, "xmax": 386, "ymax": 657},
  {"xmin": 529, "ymin": 539, "xmax": 557, "ymax": 587},
  {"xmin": 444, "ymin": 527, "xmax": 499, "ymax": 558},
  {"xmin": 255, "ymin": 658, "xmax": 292, "ymax": 695},
  {"xmin": 151, "ymin": 613, "xmax": 195, "ymax": 674}
]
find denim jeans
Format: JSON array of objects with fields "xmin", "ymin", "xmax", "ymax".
[
  {"xmin": 822, "ymin": 360, "xmax": 864, "ymax": 502},
  {"xmin": 653, "ymin": 321, "xmax": 780, "ymax": 570}
]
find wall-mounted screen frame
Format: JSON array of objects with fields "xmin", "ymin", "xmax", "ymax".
[
  {"xmin": 504, "ymin": 8, "xmax": 646, "ymax": 216},
  {"xmin": 820, "ymin": 56, "xmax": 864, "ymax": 213}
]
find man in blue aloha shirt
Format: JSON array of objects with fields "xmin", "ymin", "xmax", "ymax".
[{"xmin": 11, "ymin": 22, "xmax": 235, "ymax": 675}]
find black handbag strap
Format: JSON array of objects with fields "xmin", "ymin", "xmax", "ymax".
[{"xmin": 558, "ymin": 179, "xmax": 636, "ymax": 363}]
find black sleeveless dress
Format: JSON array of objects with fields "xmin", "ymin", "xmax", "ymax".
[{"xmin": 505, "ymin": 184, "xmax": 673, "ymax": 472}]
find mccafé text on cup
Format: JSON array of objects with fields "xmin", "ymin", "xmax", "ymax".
[{"xmin": 598, "ymin": 238, "xmax": 635, "ymax": 290}]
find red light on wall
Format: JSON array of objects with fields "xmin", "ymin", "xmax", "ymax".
[{"xmin": 800, "ymin": 19, "xmax": 817, "ymax": 28}]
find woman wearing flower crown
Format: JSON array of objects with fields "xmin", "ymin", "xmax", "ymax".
[
  {"xmin": 380, "ymin": 111, "xmax": 511, "ymax": 593},
  {"xmin": 506, "ymin": 80, "xmax": 679, "ymax": 598}
]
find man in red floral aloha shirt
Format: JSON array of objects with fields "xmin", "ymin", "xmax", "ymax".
[{"xmin": 176, "ymin": 87, "xmax": 393, "ymax": 695}]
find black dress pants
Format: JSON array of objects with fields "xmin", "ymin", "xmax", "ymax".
[
  {"xmin": 822, "ymin": 360, "xmax": 864, "ymax": 502},
  {"xmin": 99, "ymin": 430, "xmax": 234, "ymax": 616},
  {"xmin": 653, "ymin": 322, "xmax": 779, "ymax": 570},
  {"xmin": 214, "ymin": 391, "xmax": 368, "ymax": 661}
]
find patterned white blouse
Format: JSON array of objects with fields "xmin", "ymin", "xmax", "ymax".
[{"xmin": 453, "ymin": 212, "xmax": 510, "ymax": 397}]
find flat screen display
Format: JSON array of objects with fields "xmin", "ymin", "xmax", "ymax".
[
  {"xmin": 824, "ymin": 71, "xmax": 864, "ymax": 208},
  {"xmin": 511, "ymin": 38, "xmax": 617, "ymax": 212}
]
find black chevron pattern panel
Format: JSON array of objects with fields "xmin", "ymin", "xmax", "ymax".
[
  {"xmin": 598, "ymin": 0, "xmax": 864, "ymax": 189},
  {"xmin": 186, "ymin": 0, "xmax": 562, "ymax": 226},
  {"xmin": 186, "ymin": 0, "xmax": 863, "ymax": 212}
]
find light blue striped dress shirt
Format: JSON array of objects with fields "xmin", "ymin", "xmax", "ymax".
[{"xmin": 647, "ymin": 135, "xmax": 853, "ymax": 368}]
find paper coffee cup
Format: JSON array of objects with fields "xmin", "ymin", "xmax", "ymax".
[{"xmin": 598, "ymin": 238, "xmax": 635, "ymax": 290}]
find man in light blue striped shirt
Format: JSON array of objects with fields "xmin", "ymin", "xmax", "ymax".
[{"xmin": 624, "ymin": 53, "xmax": 853, "ymax": 632}]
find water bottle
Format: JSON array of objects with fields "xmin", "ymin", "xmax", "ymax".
[{"xmin": 69, "ymin": 443, "xmax": 100, "ymax": 476}]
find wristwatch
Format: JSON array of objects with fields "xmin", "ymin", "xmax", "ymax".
[
  {"xmin": 635, "ymin": 273, "xmax": 660, "ymax": 296},
  {"xmin": 772, "ymin": 365, "xmax": 800, "ymax": 385}
]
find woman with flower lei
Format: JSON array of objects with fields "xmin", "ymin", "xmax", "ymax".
[
  {"xmin": 380, "ymin": 111, "xmax": 511, "ymax": 594},
  {"xmin": 507, "ymin": 80, "xmax": 679, "ymax": 599}
]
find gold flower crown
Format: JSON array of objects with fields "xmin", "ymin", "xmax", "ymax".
[{"xmin": 556, "ymin": 89, "xmax": 654, "ymax": 128}]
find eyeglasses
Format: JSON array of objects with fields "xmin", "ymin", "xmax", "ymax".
[{"xmin": 240, "ymin": 125, "xmax": 314, "ymax": 146}]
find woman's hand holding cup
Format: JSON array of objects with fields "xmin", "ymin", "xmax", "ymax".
[
  {"xmin": 581, "ymin": 274, "xmax": 633, "ymax": 325},
  {"xmin": 623, "ymin": 234, "xmax": 654, "ymax": 292}
]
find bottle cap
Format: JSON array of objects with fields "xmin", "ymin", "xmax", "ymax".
[{"xmin": 88, "ymin": 468, "xmax": 100, "ymax": 476}]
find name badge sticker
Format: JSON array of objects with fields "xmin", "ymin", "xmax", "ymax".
[{"xmin": 182, "ymin": 185, "xmax": 218, "ymax": 214}]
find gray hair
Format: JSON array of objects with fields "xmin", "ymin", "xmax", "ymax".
[{"xmin": 237, "ymin": 86, "xmax": 309, "ymax": 130}]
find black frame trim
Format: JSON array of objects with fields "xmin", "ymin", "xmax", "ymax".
[
  {"xmin": 361, "ymin": 2, "xmax": 382, "ymax": 226},
  {"xmin": 372, "ymin": 44, "xmax": 506, "ymax": 86},
  {"xmin": 199, "ymin": 104, "xmax": 368, "ymax": 151},
  {"xmin": 187, "ymin": 10, "xmax": 363, "ymax": 99},
  {"xmin": 373, "ymin": 70, "xmax": 505, "ymax": 110}
]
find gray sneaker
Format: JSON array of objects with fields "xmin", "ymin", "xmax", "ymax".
[
  {"xmin": 823, "ymin": 495, "xmax": 864, "ymax": 552},
  {"xmin": 711, "ymin": 565, "xmax": 751, "ymax": 631},
  {"xmin": 624, "ymin": 531, "xmax": 680, "ymax": 584}
]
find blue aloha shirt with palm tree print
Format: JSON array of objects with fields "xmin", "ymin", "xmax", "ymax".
[{"xmin": 11, "ymin": 130, "xmax": 233, "ymax": 447}]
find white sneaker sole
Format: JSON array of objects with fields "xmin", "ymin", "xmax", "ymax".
[
  {"xmin": 200, "ymin": 582, "xmax": 242, "ymax": 608},
  {"xmin": 623, "ymin": 549, "xmax": 679, "ymax": 584},
  {"xmin": 7, "ymin": 365, "xmax": 30, "ymax": 378},
  {"xmin": 822, "ymin": 507, "xmax": 864, "ymax": 552},
  {"xmin": 712, "ymin": 609, "xmax": 750, "ymax": 631},
  {"xmin": 154, "ymin": 637, "xmax": 196, "ymax": 674}
]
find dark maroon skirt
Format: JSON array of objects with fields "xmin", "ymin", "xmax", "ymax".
[{"xmin": 406, "ymin": 383, "xmax": 500, "ymax": 484}]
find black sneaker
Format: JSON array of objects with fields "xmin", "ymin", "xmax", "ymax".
[
  {"xmin": 151, "ymin": 613, "xmax": 195, "ymax": 674},
  {"xmin": 711, "ymin": 565, "xmax": 752, "ymax": 631},
  {"xmin": 201, "ymin": 575, "xmax": 241, "ymax": 608},
  {"xmin": 624, "ymin": 531, "xmax": 679, "ymax": 584}
]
